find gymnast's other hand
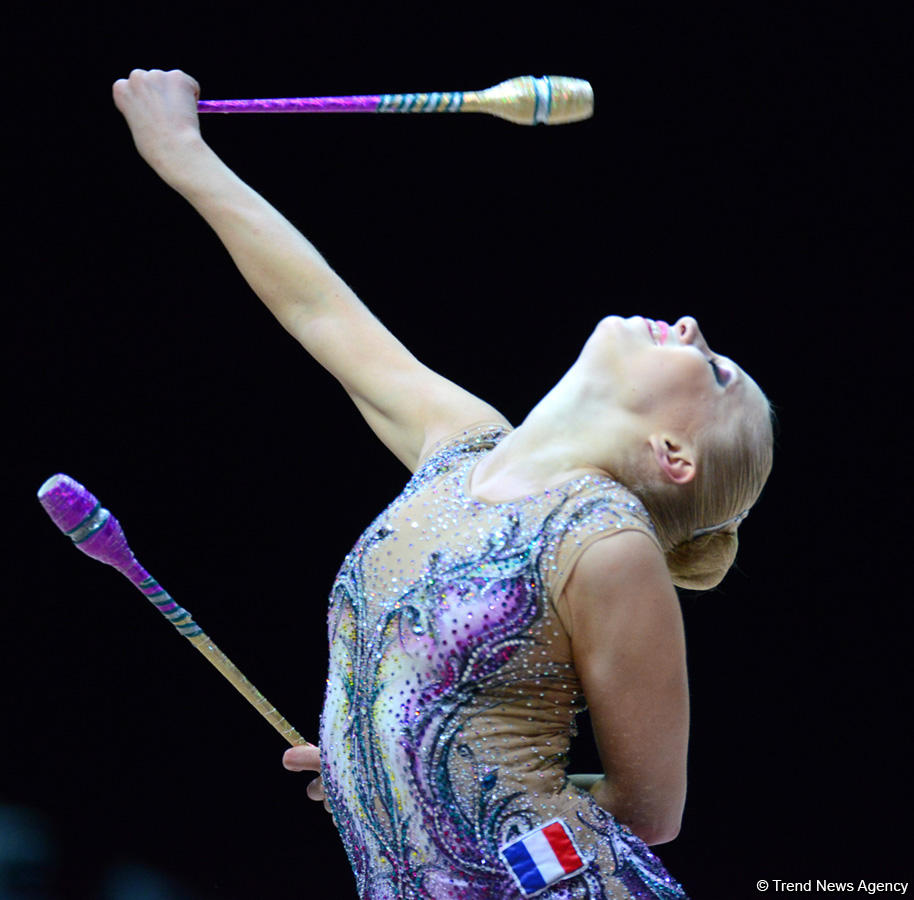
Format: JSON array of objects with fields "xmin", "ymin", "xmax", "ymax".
[
  {"xmin": 283, "ymin": 744, "xmax": 331, "ymax": 812},
  {"xmin": 112, "ymin": 69, "xmax": 205, "ymax": 180}
]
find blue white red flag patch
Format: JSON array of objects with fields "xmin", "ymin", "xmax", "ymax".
[{"xmin": 500, "ymin": 818, "xmax": 587, "ymax": 896}]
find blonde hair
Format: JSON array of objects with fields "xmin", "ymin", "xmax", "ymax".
[{"xmin": 627, "ymin": 400, "xmax": 774, "ymax": 590}]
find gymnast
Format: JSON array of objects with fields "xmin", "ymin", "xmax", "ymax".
[{"xmin": 113, "ymin": 69, "xmax": 773, "ymax": 899}]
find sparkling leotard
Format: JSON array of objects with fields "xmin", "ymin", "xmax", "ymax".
[{"xmin": 320, "ymin": 424, "xmax": 689, "ymax": 899}]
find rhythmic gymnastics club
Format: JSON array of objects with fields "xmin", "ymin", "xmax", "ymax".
[
  {"xmin": 197, "ymin": 74, "xmax": 593, "ymax": 126},
  {"xmin": 37, "ymin": 473, "xmax": 311, "ymax": 748}
]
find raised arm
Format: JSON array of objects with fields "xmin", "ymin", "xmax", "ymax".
[
  {"xmin": 561, "ymin": 531, "xmax": 689, "ymax": 846},
  {"xmin": 112, "ymin": 69, "xmax": 508, "ymax": 470}
]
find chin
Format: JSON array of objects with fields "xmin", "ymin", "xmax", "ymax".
[{"xmin": 587, "ymin": 316, "xmax": 627, "ymax": 350}]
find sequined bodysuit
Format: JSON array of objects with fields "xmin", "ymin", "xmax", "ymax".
[{"xmin": 320, "ymin": 424, "xmax": 689, "ymax": 899}]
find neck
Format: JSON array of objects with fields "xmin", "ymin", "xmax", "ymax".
[{"xmin": 470, "ymin": 375, "xmax": 641, "ymax": 499}]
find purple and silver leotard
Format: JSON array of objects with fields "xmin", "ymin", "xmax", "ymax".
[{"xmin": 320, "ymin": 424, "xmax": 689, "ymax": 899}]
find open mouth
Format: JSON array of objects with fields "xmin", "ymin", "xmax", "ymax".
[{"xmin": 646, "ymin": 319, "xmax": 669, "ymax": 345}]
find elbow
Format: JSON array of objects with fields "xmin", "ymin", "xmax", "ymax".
[
  {"xmin": 591, "ymin": 780, "xmax": 683, "ymax": 846},
  {"xmin": 633, "ymin": 818, "xmax": 681, "ymax": 846},
  {"xmin": 626, "ymin": 802, "xmax": 683, "ymax": 846}
]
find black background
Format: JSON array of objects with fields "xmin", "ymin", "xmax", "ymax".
[{"xmin": 3, "ymin": 2, "xmax": 910, "ymax": 898}]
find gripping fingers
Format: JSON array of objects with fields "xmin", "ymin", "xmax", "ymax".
[
  {"xmin": 306, "ymin": 776, "xmax": 327, "ymax": 803},
  {"xmin": 283, "ymin": 745, "xmax": 331, "ymax": 812},
  {"xmin": 112, "ymin": 68, "xmax": 204, "ymax": 170},
  {"xmin": 113, "ymin": 68, "xmax": 199, "ymax": 109},
  {"xmin": 282, "ymin": 744, "xmax": 321, "ymax": 772}
]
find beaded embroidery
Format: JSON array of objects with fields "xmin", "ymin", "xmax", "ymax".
[{"xmin": 319, "ymin": 425, "xmax": 689, "ymax": 899}]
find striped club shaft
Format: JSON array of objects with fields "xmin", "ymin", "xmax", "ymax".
[
  {"xmin": 377, "ymin": 91, "xmax": 463, "ymax": 114},
  {"xmin": 138, "ymin": 574, "xmax": 202, "ymax": 638},
  {"xmin": 136, "ymin": 574, "xmax": 308, "ymax": 746}
]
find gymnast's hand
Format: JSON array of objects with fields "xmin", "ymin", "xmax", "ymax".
[
  {"xmin": 283, "ymin": 744, "xmax": 331, "ymax": 813},
  {"xmin": 112, "ymin": 69, "xmax": 204, "ymax": 180}
]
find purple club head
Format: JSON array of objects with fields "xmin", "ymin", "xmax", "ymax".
[
  {"xmin": 38, "ymin": 474, "xmax": 137, "ymax": 573},
  {"xmin": 38, "ymin": 474, "xmax": 99, "ymax": 533}
]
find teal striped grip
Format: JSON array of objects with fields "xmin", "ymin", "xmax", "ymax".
[
  {"xmin": 139, "ymin": 576, "xmax": 204, "ymax": 639},
  {"xmin": 377, "ymin": 91, "xmax": 463, "ymax": 113}
]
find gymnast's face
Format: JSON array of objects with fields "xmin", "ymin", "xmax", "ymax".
[{"xmin": 579, "ymin": 315, "xmax": 759, "ymax": 435}]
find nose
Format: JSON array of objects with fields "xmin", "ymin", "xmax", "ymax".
[{"xmin": 674, "ymin": 316, "xmax": 711, "ymax": 353}]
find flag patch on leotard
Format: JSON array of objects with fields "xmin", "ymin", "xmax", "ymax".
[{"xmin": 499, "ymin": 818, "xmax": 586, "ymax": 896}]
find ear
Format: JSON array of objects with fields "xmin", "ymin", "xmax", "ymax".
[{"xmin": 648, "ymin": 434, "xmax": 696, "ymax": 485}]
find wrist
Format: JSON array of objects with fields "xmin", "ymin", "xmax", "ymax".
[{"xmin": 144, "ymin": 131, "xmax": 214, "ymax": 190}]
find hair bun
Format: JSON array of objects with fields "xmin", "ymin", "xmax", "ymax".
[{"xmin": 665, "ymin": 531, "xmax": 739, "ymax": 591}]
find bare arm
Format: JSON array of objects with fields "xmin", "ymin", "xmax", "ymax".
[
  {"xmin": 562, "ymin": 531, "xmax": 689, "ymax": 845},
  {"xmin": 113, "ymin": 69, "xmax": 508, "ymax": 470}
]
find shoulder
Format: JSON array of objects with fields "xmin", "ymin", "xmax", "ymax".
[
  {"xmin": 555, "ymin": 477, "xmax": 659, "ymax": 559},
  {"xmin": 573, "ymin": 529, "xmax": 670, "ymax": 592},
  {"xmin": 541, "ymin": 478, "xmax": 660, "ymax": 619},
  {"xmin": 562, "ymin": 530, "xmax": 680, "ymax": 643}
]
